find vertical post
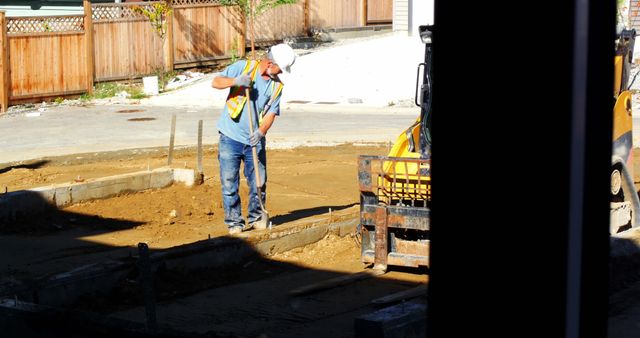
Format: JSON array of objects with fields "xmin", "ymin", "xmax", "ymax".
[
  {"xmin": 0, "ymin": 11, "xmax": 8, "ymax": 113},
  {"xmin": 83, "ymin": 0, "xmax": 94, "ymax": 95},
  {"xmin": 137, "ymin": 243, "xmax": 157, "ymax": 332},
  {"xmin": 249, "ymin": 0, "xmax": 256, "ymax": 59},
  {"xmin": 196, "ymin": 120, "xmax": 204, "ymax": 185},
  {"xmin": 164, "ymin": 1, "xmax": 174, "ymax": 71},
  {"xmin": 303, "ymin": 0, "xmax": 310, "ymax": 35},
  {"xmin": 239, "ymin": 6, "xmax": 246, "ymax": 58},
  {"xmin": 362, "ymin": 0, "xmax": 368, "ymax": 27},
  {"xmin": 373, "ymin": 207, "xmax": 388, "ymax": 272},
  {"xmin": 168, "ymin": 113, "xmax": 176, "ymax": 165}
]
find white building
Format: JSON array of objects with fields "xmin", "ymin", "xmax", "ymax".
[{"xmin": 393, "ymin": 0, "xmax": 434, "ymax": 36}]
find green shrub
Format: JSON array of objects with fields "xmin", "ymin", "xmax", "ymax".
[
  {"xmin": 126, "ymin": 86, "xmax": 147, "ymax": 99},
  {"xmin": 82, "ymin": 82, "xmax": 149, "ymax": 101},
  {"xmin": 92, "ymin": 83, "xmax": 121, "ymax": 99}
]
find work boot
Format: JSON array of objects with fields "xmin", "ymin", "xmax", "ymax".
[{"xmin": 228, "ymin": 226, "xmax": 243, "ymax": 235}]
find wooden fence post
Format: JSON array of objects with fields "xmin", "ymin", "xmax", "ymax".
[
  {"xmin": 240, "ymin": 6, "xmax": 246, "ymax": 58},
  {"xmin": 304, "ymin": 0, "xmax": 310, "ymax": 35},
  {"xmin": 0, "ymin": 11, "xmax": 8, "ymax": 113},
  {"xmin": 362, "ymin": 0, "xmax": 368, "ymax": 27},
  {"xmin": 83, "ymin": 0, "xmax": 94, "ymax": 95},
  {"xmin": 164, "ymin": 1, "xmax": 174, "ymax": 71}
]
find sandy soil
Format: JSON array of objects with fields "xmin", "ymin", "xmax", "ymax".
[
  {"xmin": 0, "ymin": 144, "xmax": 389, "ymax": 278},
  {"xmin": 0, "ymin": 144, "xmax": 428, "ymax": 337},
  {"xmin": 3, "ymin": 143, "xmax": 637, "ymax": 336}
]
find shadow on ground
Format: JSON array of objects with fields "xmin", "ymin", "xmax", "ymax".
[
  {"xmin": 0, "ymin": 160, "xmax": 50, "ymax": 174},
  {"xmin": 270, "ymin": 203, "xmax": 358, "ymax": 225},
  {"xmin": 0, "ymin": 233, "xmax": 427, "ymax": 338}
]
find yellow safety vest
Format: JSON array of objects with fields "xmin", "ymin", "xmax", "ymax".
[
  {"xmin": 226, "ymin": 60, "xmax": 260, "ymax": 120},
  {"xmin": 225, "ymin": 60, "xmax": 284, "ymax": 126}
]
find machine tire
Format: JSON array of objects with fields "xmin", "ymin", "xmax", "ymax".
[{"xmin": 611, "ymin": 158, "xmax": 640, "ymax": 234}]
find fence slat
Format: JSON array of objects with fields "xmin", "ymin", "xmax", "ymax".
[
  {"xmin": 254, "ymin": 3, "xmax": 305, "ymax": 43},
  {"xmin": 0, "ymin": 11, "xmax": 7, "ymax": 113},
  {"xmin": 172, "ymin": 4, "xmax": 243, "ymax": 64},
  {"xmin": 8, "ymin": 33, "xmax": 87, "ymax": 100},
  {"xmin": 84, "ymin": 0, "xmax": 94, "ymax": 94}
]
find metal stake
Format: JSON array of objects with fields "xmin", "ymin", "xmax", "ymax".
[
  {"xmin": 168, "ymin": 113, "xmax": 176, "ymax": 165},
  {"xmin": 138, "ymin": 242, "xmax": 157, "ymax": 332}
]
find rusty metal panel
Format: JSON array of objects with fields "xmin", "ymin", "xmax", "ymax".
[
  {"xmin": 374, "ymin": 207, "xmax": 388, "ymax": 269},
  {"xmin": 358, "ymin": 156, "xmax": 373, "ymax": 192},
  {"xmin": 361, "ymin": 205, "xmax": 430, "ymax": 230}
]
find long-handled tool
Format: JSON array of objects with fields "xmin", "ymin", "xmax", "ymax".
[{"xmin": 245, "ymin": 87, "xmax": 269, "ymax": 230}]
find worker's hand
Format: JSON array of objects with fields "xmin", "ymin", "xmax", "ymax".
[
  {"xmin": 249, "ymin": 129, "xmax": 264, "ymax": 146},
  {"xmin": 233, "ymin": 74, "xmax": 251, "ymax": 87}
]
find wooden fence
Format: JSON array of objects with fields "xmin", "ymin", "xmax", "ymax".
[
  {"xmin": 2, "ymin": 14, "xmax": 90, "ymax": 107},
  {"xmin": 172, "ymin": 2, "xmax": 244, "ymax": 67},
  {"xmin": 92, "ymin": 2, "xmax": 166, "ymax": 82},
  {"xmin": 0, "ymin": 0, "xmax": 391, "ymax": 112},
  {"xmin": 309, "ymin": 0, "xmax": 364, "ymax": 29},
  {"xmin": 253, "ymin": 2, "xmax": 306, "ymax": 43}
]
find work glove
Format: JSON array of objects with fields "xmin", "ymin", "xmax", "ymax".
[
  {"xmin": 233, "ymin": 74, "xmax": 251, "ymax": 87},
  {"xmin": 249, "ymin": 129, "xmax": 264, "ymax": 146}
]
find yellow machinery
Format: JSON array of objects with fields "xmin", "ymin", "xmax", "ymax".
[
  {"xmin": 358, "ymin": 26, "xmax": 433, "ymax": 271},
  {"xmin": 610, "ymin": 28, "xmax": 640, "ymax": 234},
  {"xmin": 358, "ymin": 26, "xmax": 640, "ymax": 272}
]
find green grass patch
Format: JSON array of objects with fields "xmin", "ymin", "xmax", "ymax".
[{"xmin": 82, "ymin": 82, "xmax": 148, "ymax": 101}]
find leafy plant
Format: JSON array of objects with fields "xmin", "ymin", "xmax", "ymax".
[
  {"xmin": 230, "ymin": 37, "xmax": 241, "ymax": 63},
  {"xmin": 133, "ymin": 2, "xmax": 173, "ymax": 91},
  {"xmin": 132, "ymin": 2, "xmax": 172, "ymax": 40},
  {"xmin": 218, "ymin": 0, "xmax": 298, "ymax": 59},
  {"xmin": 82, "ymin": 82, "xmax": 148, "ymax": 101},
  {"xmin": 156, "ymin": 69, "xmax": 179, "ymax": 92},
  {"xmin": 54, "ymin": 97, "xmax": 64, "ymax": 104}
]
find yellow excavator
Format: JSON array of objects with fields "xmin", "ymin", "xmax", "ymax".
[
  {"xmin": 357, "ymin": 25, "xmax": 433, "ymax": 272},
  {"xmin": 358, "ymin": 26, "xmax": 640, "ymax": 272},
  {"xmin": 610, "ymin": 28, "xmax": 640, "ymax": 235}
]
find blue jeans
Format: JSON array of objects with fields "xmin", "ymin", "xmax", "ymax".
[{"xmin": 218, "ymin": 132, "xmax": 267, "ymax": 229}]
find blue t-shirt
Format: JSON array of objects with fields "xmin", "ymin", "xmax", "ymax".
[{"xmin": 216, "ymin": 60, "xmax": 283, "ymax": 145}]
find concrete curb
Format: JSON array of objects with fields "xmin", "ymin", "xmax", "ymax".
[{"xmin": 0, "ymin": 168, "xmax": 195, "ymax": 224}]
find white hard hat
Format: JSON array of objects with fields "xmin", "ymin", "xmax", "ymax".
[{"xmin": 269, "ymin": 43, "xmax": 296, "ymax": 74}]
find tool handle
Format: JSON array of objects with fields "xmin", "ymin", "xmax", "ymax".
[{"xmin": 245, "ymin": 88, "xmax": 266, "ymax": 210}]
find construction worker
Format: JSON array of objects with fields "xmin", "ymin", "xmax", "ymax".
[{"xmin": 212, "ymin": 43, "xmax": 296, "ymax": 235}]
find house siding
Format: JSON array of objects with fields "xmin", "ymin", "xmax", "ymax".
[{"xmin": 393, "ymin": 0, "xmax": 409, "ymax": 32}]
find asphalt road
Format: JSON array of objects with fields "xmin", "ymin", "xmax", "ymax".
[{"xmin": 0, "ymin": 102, "xmax": 419, "ymax": 164}]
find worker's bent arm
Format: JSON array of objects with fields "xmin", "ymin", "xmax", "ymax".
[
  {"xmin": 259, "ymin": 112, "xmax": 277, "ymax": 135},
  {"xmin": 212, "ymin": 76, "xmax": 235, "ymax": 89}
]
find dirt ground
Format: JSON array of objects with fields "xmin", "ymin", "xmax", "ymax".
[
  {"xmin": 0, "ymin": 143, "xmax": 392, "ymax": 278},
  {"xmin": 0, "ymin": 143, "xmax": 388, "ymax": 241},
  {"xmin": 3, "ymin": 143, "xmax": 638, "ymax": 336},
  {"xmin": 0, "ymin": 143, "xmax": 429, "ymax": 337}
]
